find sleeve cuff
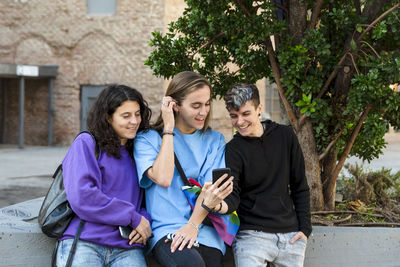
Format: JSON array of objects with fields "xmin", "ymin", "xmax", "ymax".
[
  {"xmin": 130, "ymin": 212, "xmax": 143, "ymax": 229},
  {"xmin": 300, "ymin": 225, "xmax": 312, "ymax": 238},
  {"xmin": 141, "ymin": 210, "xmax": 152, "ymax": 224},
  {"xmin": 224, "ymin": 197, "xmax": 237, "ymax": 214}
]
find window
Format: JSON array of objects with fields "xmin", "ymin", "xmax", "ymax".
[{"xmin": 87, "ymin": 0, "xmax": 117, "ymax": 15}]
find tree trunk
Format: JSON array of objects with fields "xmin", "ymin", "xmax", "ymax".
[
  {"xmin": 321, "ymin": 149, "xmax": 338, "ymax": 210},
  {"xmin": 296, "ymin": 119, "xmax": 324, "ymax": 210},
  {"xmin": 288, "ymin": 0, "xmax": 307, "ymax": 44}
]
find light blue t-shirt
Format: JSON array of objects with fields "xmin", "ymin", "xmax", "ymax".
[{"xmin": 134, "ymin": 128, "xmax": 226, "ymax": 254}]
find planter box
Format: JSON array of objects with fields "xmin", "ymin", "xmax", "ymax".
[{"xmin": 1, "ymin": 198, "xmax": 399, "ymax": 267}]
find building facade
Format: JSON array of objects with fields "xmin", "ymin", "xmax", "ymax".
[{"xmin": 0, "ymin": 0, "xmax": 278, "ymax": 146}]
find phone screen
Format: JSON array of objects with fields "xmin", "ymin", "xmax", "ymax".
[{"xmin": 212, "ymin": 168, "xmax": 231, "ymax": 187}]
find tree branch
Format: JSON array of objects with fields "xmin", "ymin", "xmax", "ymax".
[
  {"xmin": 311, "ymin": 219, "xmax": 331, "ymax": 226},
  {"xmin": 297, "ymin": 53, "xmax": 347, "ymax": 127},
  {"xmin": 359, "ymin": 48, "xmax": 369, "ymax": 58},
  {"xmin": 317, "ymin": 54, "xmax": 347, "ymax": 99},
  {"xmin": 264, "ymin": 37, "xmax": 299, "ymax": 131},
  {"xmin": 301, "ymin": 3, "xmax": 397, "ymax": 130},
  {"xmin": 319, "ymin": 128, "xmax": 345, "ymax": 161},
  {"xmin": 322, "ymin": 105, "xmax": 372, "ymax": 206},
  {"xmin": 309, "ymin": 0, "xmax": 324, "ymax": 29},
  {"xmin": 232, "ymin": 0, "xmax": 252, "ymax": 17},
  {"xmin": 347, "ymin": 52, "xmax": 360, "ymax": 75},
  {"xmin": 330, "ymin": 104, "xmax": 373, "ymax": 185},
  {"xmin": 354, "ymin": 0, "xmax": 361, "ymax": 15},
  {"xmin": 312, "ymin": 210, "xmax": 384, "ymax": 217},
  {"xmin": 360, "ymin": 40, "xmax": 381, "ymax": 58},
  {"xmin": 190, "ymin": 32, "xmax": 225, "ymax": 59},
  {"xmin": 300, "ymin": 3, "xmax": 398, "ymax": 129},
  {"xmin": 312, "ymin": 214, "xmax": 352, "ymax": 226},
  {"xmin": 357, "ymin": 3, "xmax": 400, "ymax": 42}
]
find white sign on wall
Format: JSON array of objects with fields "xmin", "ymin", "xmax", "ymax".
[{"xmin": 16, "ymin": 65, "xmax": 39, "ymax": 77}]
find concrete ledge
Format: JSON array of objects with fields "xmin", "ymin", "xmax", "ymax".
[
  {"xmin": 1, "ymin": 198, "xmax": 399, "ymax": 266},
  {"xmin": 0, "ymin": 198, "xmax": 232, "ymax": 266},
  {"xmin": 0, "ymin": 198, "xmax": 54, "ymax": 266},
  {"xmin": 305, "ymin": 225, "xmax": 400, "ymax": 267}
]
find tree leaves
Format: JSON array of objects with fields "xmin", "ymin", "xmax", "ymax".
[{"xmin": 145, "ymin": 0, "xmax": 400, "ymax": 163}]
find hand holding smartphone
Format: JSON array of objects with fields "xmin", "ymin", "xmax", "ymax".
[
  {"xmin": 119, "ymin": 225, "xmax": 154, "ymax": 240},
  {"xmin": 119, "ymin": 225, "xmax": 133, "ymax": 239},
  {"xmin": 212, "ymin": 168, "xmax": 231, "ymax": 187}
]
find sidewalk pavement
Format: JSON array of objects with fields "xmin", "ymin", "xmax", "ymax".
[
  {"xmin": 345, "ymin": 133, "xmax": 399, "ymax": 174},
  {"xmin": 0, "ymin": 145, "xmax": 68, "ymax": 208},
  {"xmin": 0, "ymin": 133, "xmax": 399, "ymax": 208}
]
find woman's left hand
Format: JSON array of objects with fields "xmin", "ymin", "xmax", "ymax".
[{"xmin": 168, "ymin": 223, "xmax": 199, "ymax": 253}]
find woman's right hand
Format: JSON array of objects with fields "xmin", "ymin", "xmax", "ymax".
[
  {"xmin": 161, "ymin": 96, "xmax": 176, "ymax": 131},
  {"xmin": 129, "ymin": 216, "xmax": 152, "ymax": 245},
  {"xmin": 202, "ymin": 175, "xmax": 233, "ymax": 210}
]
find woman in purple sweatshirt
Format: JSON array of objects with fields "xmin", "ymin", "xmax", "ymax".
[{"xmin": 56, "ymin": 85, "xmax": 152, "ymax": 267}]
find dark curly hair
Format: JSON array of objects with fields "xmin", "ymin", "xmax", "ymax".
[{"xmin": 86, "ymin": 84, "xmax": 151, "ymax": 158}]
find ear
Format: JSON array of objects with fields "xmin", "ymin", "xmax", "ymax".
[
  {"xmin": 106, "ymin": 114, "xmax": 112, "ymax": 124},
  {"xmin": 172, "ymin": 104, "xmax": 179, "ymax": 113},
  {"xmin": 257, "ymin": 104, "xmax": 262, "ymax": 115}
]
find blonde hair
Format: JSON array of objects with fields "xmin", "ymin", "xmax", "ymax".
[{"xmin": 152, "ymin": 71, "xmax": 212, "ymax": 133}]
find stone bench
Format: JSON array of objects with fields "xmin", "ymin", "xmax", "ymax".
[{"xmin": 1, "ymin": 198, "xmax": 399, "ymax": 266}]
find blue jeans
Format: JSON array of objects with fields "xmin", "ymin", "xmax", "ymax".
[
  {"xmin": 232, "ymin": 230, "xmax": 307, "ymax": 267},
  {"xmin": 56, "ymin": 239, "xmax": 146, "ymax": 267}
]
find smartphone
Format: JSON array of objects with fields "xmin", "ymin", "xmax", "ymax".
[
  {"xmin": 119, "ymin": 226, "xmax": 154, "ymax": 240},
  {"xmin": 212, "ymin": 167, "xmax": 231, "ymax": 187},
  {"xmin": 119, "ymin": 225, "xmax": 133, "ymax": 239}
]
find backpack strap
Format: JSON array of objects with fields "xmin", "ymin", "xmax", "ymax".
[
  {"xmin": 65, "ymin": 220, "xmax": 85, "ymax": 267},
  {"xmin": 77, "ymin": 131, "xmax": 100, "ymax": 159}
]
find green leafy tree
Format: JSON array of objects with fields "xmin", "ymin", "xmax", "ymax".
[{"xmin": 145, "ymin": 0, "xmax": 400, "ymax": 210}]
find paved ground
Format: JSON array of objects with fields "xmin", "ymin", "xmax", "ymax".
[
  {"xmin": 345, "ymin": 133, "xmax": 400, "ymax": 174},
  {"xmin": 0, "ymin": 133, "xmax": 399, "ymax": 208},
  {"xmin": 0, "ymin": 145, "xmax": 68, "ymax": 208}
]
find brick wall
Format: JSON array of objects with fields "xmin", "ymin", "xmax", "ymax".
[
  {"xmin": 0, "ymin": 0, "xmax": 271, "ymax": 146},
  {"xmin": 0, "ymin": 0, "xmax": 166, "ymax": 145}
]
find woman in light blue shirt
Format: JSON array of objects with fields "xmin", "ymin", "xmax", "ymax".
[{"xmin": 134, "ymin": 71, "xmax": 233, "ymax": 267}]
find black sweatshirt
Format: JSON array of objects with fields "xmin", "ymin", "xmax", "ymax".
[{"xmin": 225, "ymin": 120, "xmax": 312, "ymax": 237}]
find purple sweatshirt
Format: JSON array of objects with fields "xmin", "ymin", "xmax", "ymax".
[{"xmin": 60, "ymin": 133, "xmax": 151, "ymax": 248}]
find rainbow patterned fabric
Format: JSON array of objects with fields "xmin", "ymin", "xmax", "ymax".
[{"xmin": 182, "ymin": 178, "xmax": 240, "ymax": 246}]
